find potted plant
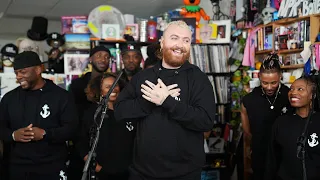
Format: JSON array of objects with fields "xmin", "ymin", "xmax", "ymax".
[{"xmin": 232, "ymin": 70, "xmax": 242, "ymax": 82}]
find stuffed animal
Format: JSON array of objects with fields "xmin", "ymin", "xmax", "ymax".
[
  {"xmin": 19, "ymin": 16, "xmax": 49, "ymax": 69},
  {"xmin": 180, "ymin": 0, "xmax": 210, "ymax": 43}
]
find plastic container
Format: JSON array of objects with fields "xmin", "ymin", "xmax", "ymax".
[{"xmin": 147, "ymin": 16, "xmax": 157, "ymax": 42}]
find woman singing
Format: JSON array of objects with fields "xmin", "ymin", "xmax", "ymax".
[
  {"xmin": 77, "ymin": 73, "xmax": 136, "ymax": 180},
  {"xmin": 265, "ymin": 76, "xmax": 320, "ymax": 180}
]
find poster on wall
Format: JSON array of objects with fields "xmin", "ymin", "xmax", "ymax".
[{"xmin": 64, "ymin": 54, "xmax": 90, "ymax": 75}]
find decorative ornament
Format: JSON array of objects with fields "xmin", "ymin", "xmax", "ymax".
[
  {"xmin": 180, "ymin": 0, "xmax": 210, "ymax": 43},
  {"xmin": 262, "ymin": 0, "xmax": 276, "ymax": 25}
]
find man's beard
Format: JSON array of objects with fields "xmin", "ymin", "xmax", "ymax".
[
  {"xmin": 91, "ymin": 62, "xmax": 107, "ymax": 73},
  {"xmin": 125, "ymin": 67, "xmax": 141, "ymax": 76},
  {"xmin": 162, "ymin": 46, "xmax": 190, "ymax": 67}
]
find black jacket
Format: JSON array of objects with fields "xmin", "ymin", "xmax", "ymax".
[
  {"xmin": 77, "ymin": 103, "xmax": 136, "ymax": 175},
  {"xmin": 69, "ymin": 72, "xmax": 92, "ymax": 119},
  {"xmin": 0, "ymin": 79, "xmax": 78, "ymax": 173},
  {"xmin": 265, "ymin": 112, "xmax": 320, "ymax": 180},
  {"xmin": 242, "ymin": 86, "xmax": 292, "ymax": 156},
  {"xmin": 114, "ymin": 61, "xmax": 216, "ymax": 178}
]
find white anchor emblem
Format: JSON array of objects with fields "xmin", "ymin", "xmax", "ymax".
[
  {"xmin": 282, "ymin": 107, "xmax": 288, "ymax": 114},
  {"xmin": 59, "ymin": 170, "xmax": 67, "ymax": 180},
  {"xmin": 126, "ymin": 122, "xmax": 134, "ymax": 131},
  {"xmin": 40, "ymin": 104, "xmax": 51, "ymax": 118},
  {"xmin": 308, "ymin": 133, "xmax": 319, "ymax": 148}
]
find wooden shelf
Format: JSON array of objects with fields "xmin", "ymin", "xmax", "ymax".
[
  {"xmin": 90, "ymin": 38, "xmax": 127, "ymax": 41},
  {"xmin": 277, "ymin": 48, "xmax": 303, "ymax": 54},
  {"xmin": 255, "ymin": 49, "xmax": 272, "ymax": 55},
  {"xmin": 274, "ymin": 15, "xmax": 310, "ymax": 25},
  {"xmin": 281, "ymin": 64, "xmax": 304, "ymax": 69}
]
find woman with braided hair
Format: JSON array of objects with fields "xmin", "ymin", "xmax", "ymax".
[
  {"xmin": 77, "ymin": 73, "xmax": 136, "ymax": 180},
  {"xmin": 264, "ymin": 76, "xmax": 320, "ymax": 180},
  {"xmin": 241, "ymin": 53, "xmax": 293, "ymax": 180}
]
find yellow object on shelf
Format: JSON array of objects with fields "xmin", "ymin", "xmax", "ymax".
[
  {"xmin": 289, "ymin": 76, "xmax": 296, "ymax": 84},
  {"xmin": 255, "ymin": 62, "xmax": 262, "ymax": 70}
]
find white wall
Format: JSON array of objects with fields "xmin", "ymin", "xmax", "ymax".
[
  {"xmin": 0, "ymin": 38, "xmax": 17, "ymax": 50},
  {"xmin": 199, "ymin": 0, "xmax": 244, "ymax": 23},
  {"xmin": 199, "ymin": 0, "xmax": 214, "ymax": 24}
]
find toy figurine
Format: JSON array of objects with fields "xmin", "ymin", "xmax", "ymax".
[
  {"xmin": 0, "ymin": 43, "xmax": 18, "ymax": 73},
  {"xmin": 46, "ymin": 32, "xmax": 66, "ymax": 73},
  {"xmin": 180, "ymin": 0, "xmax": 210, "ymax": 43}
]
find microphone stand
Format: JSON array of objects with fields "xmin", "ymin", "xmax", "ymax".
[
  {"xmin": 296, "ymin": 93, "xmax": 315, "ymax": 180},
  {"xmin": 81, "ymin": 71, "xmax": 123, "ymax": 180}
]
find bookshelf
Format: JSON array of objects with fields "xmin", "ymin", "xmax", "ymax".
[
  {"xmin": 190, "ymin": 43, "xmax": 236, "ymax": 180},
  {"xmin": 252, "ymin": 14, "xmax": 320, "ymax": 70}
]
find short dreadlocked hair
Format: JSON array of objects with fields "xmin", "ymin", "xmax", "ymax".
[{"xmin": 259, "ymin": 53, "xmax": 282, "ymax": 74}]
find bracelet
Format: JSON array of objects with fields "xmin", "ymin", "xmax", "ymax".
[{"xmin": 12, "ymin": 131, "xmax": 15, "ymax": 141}]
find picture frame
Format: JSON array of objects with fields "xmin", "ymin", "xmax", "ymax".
[
  {"xmin": 208, "ymin": 19, "xmax": 231, "ymax": 44},
  {"xmin": 124, "ymin": 24, "xmax": 139, "ymax": 41},
  {"xmin": 102, "ymin": 24, "xmax": 120, "ymax": 40},
  {"xmin": 64, "ymin": 54, "xmax": 90, "ymax": 75}
]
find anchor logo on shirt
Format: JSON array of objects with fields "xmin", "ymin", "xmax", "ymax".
[
  {"xmin": 308, "ymin": 133, "xmax": 319, "ymax": 147},
  {"xmin": 281, "ymin": 107, "xmax": 288, "ymax": 114},
  {"xmin": 40, "ymin": 104, "xmax": 50, "ymax": 118},
  {"xmin": 59, "ymin": 170, "xmax": 66, "ymax": 180},
  {"xmin": 126, "ymin": 122, "xmax": 134, "ymax": 131}
]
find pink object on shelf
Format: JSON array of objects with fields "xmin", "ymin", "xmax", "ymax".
[
  {"xmin": 315, "ymin": 44, "xmax": 320, "ymax": 69},
  {"xmin": 242, "ymin": 28, "xmax": 261, "ymax": 68}
]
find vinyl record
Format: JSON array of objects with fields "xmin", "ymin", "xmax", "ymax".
[{"xmin": 87, "ymin": 5, "xmax": 126, "ymax": 38}]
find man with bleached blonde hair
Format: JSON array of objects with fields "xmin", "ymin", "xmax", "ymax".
[{"xmin": 114, "ymin": 20, "xmax": 216, "ymax": 180}]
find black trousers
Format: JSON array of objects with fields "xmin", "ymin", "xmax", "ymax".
[
  {"xmin": 129, "ymin": 167, "xmax": 201, "ymax": 180},
  {"xmin": 9, "ymin": 171, "xmax": 64, "ymax": 180},
  {"xmin": 98, "ymin": 171, "xmax": 129, "ymax": 180},
  {"xmin": 67, "ymin": 152, "xmax": 84, "ymax": 180},
  {"xmin": 251, "ymin": 151, "xmax": 266, "ymax": 180}
]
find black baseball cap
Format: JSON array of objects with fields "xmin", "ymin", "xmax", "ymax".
[
  {"xmin": 120, "ymin": 43, "xmax": 142, "ymax": 56},
  {"xmin": 90, "ymin": 45, "xmax": 111, "ymax": 57},
  {"xmin": 1, "ymin": 43, "xmax": 18, "ymax": 57},
  {"xmin": 13, "ymin": 51, "xmax": 42, "ymax": 70}
]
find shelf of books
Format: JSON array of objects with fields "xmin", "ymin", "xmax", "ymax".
[{"xmin": 252, "ymin": 14, "xmax": 320, "ymax": 70}]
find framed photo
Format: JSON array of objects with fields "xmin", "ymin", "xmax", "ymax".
[
  {"xmin": 64, "ymin": 54, "xmax": 90, "ymax": 75},
  {"xmin": 199, "ymin": 23, "xmax": 218, "ymax": 43},
  {"xmin": 208, "ymin": 20, "xmax": 231, "ymax": 44},
  {"xmin": 124, "ymin": 24, "xmax": 139, "ymax": 41},
  {"xmin": 102, "ymin": 24, "xmax": 120, "ymax": 40}
]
